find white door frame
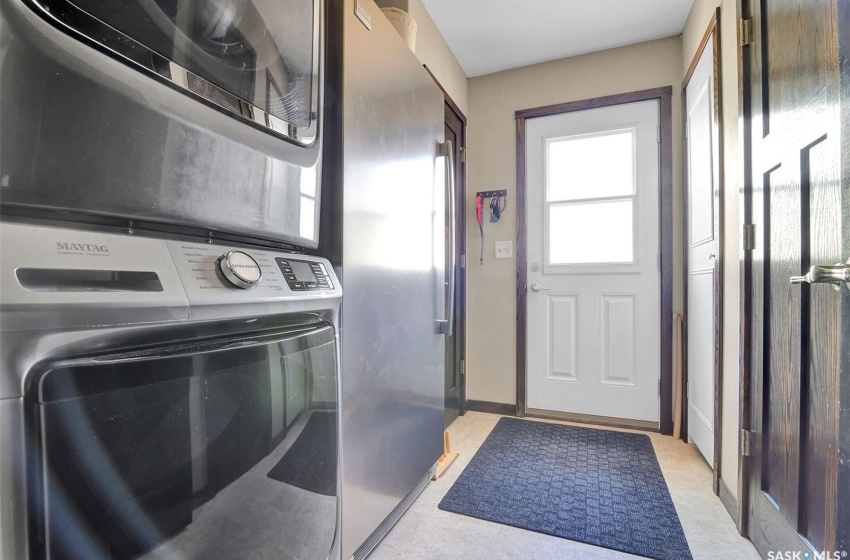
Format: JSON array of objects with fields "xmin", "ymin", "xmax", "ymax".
[
  {"xmin": 515, "ymin": 87, "xmax": 675, "ymax": 434},
  {"xmin": 682, "ymin": 8, "xmax": 724, "ymax": 496}
]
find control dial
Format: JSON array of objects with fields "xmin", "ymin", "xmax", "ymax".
[{"xmin": 218, "ymin": 250, "xmax": 262, "ymax": 289}]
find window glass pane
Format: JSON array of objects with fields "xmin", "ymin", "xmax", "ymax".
[
  {"xmin": 547, "ymin": 129, "xmax": 635, "ymax": 201},
  {"xmin": 549, "ymin": 200, "xmax": 634, "ymax": 264}
]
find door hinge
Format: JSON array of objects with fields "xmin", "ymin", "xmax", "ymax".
[
  {"xmin": 459, "ymin": 146, "xmax": 466, "ymax": 163},
  {"xmin": 657, "ymin": 252, "xmax": 662, "ymax": 271},
  {"xmin": 460, "ymin": 254, "xmax": 466, "ymax": 268},
  {"xmin": 739, "ymin": 18, "xmax": 754, "ymax": 46},
  {"xmin": 460, "ymin": 359, "xmax": 465, "ymax": 376},
  {"xmin": 743, "ymin": 223, "xmax": 756, "ymax": 250},
  {"xmin": 657, "ymin": 125, "xmax": 661, "ymax": 144},
  {"xmin": 741, "ymin": 429, "xmax": 754, "ymax": 456},
  {"xmin": 658, "ymin": 380, "xmax": 661, "ymax": 396}
]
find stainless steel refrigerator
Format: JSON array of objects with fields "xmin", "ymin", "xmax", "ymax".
[{"xmin": 318, "ymin": 0, "xmax": 452, "ymax": 558}]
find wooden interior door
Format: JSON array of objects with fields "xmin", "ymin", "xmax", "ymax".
[
  {"xmin": 745, "ymin": 0, "xmax": 850, "ymax": 555},
  {"xmin": 684, "ymin": 30, "xmax": 720, "ymax": 468},
  {"xmin": 443, "ymin": 100, "xmax": 466, "ymax": 427}
]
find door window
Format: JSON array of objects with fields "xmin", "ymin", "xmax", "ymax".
[{"xmin": 545, "ymin": 129, "xmax": 637, "ymax": 266}]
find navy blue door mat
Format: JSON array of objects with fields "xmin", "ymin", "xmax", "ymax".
[
  {"xmin": 438, "ymin": 418, "xmax": 692, "ymax": 560},
  {"xmin": 267, "ymin": 411, "xmax": 337, "ymax": 496}
]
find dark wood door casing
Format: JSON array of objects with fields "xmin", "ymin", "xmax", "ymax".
[
  {"xmin": 736, "ymin": 0, "xmax": 753, "ymax": 537},
  {"xmin": 514, "ymin": 87, "xmax": 675, "ymax": 435}
]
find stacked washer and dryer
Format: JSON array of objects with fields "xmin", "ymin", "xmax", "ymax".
[
  {"xmin": 0, "ymin": 0, "xmax": 343, "ymax": 558},
  {"xmin": 0, "ymin": 0, "xmax": 451, "ymax": 558}
]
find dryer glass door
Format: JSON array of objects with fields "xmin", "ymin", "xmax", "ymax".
[
  {"xmin": 33, "ymin": 0, "xmax": 319, "ymax": 141},
  {"xmin": 27, "ymin": 322, "xmax": 337, "ymax": 560}
]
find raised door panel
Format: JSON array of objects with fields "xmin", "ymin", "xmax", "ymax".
[
  {"xmin": 599, "ymin": 294, "xmax": 637, "ymax": 387},
  {"xmin": 546, "ymin": 294, "xmax": 579, "ymax": 382}
]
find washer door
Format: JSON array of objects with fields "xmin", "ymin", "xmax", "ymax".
[{"xmin": 27, "ymin": 322, "xmax": 337, "ymax": 560}]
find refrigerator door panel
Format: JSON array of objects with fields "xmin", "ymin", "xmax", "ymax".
[{"xmin": 338, "ymin": 0, "xmax": 446, "ymax": 557}]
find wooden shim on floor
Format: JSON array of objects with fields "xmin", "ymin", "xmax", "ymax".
[
  {"xmin": 673, "ymin": 313, "xmax": 684, "ymax": 440},
  {"xmin": 432, "ymin": 430, "xmax": 459, "ymax": 480}
]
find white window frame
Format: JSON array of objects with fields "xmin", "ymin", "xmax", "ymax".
[{"xmin": 542, "ymin": 126, "xmax": 641, "ymax": 275}]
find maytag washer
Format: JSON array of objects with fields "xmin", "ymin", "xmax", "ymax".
[{"xmin": 0, "ymin": 222, "xmax": 342, "ymax": 560}]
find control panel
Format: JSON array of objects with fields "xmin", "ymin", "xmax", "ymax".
[
  {"xmin": 165, "ymin": 241, "xmax": 339, "ymax": 300},
  {"xmin": 0, "ymin": 223, "xmax": 341, "ymax": 330},
  {"xmin": 276, "ymin": 258, "xmax": 334, "ymax": 291}
]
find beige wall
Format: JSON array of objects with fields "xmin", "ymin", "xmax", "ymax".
[
  {"xmin": 377, "ymin": 0, "xmax": 469, "ymax": 114},
  {"xmin": 465, "ymin": 37, "xmax": 684, "ymax": 405},
  {"xmin": 401, "ymin": 0, "xmax": 742, "ymax": 508},
  {"xmin": 682, "ymin": 0, "xmax": 742, "ymax": 501}
]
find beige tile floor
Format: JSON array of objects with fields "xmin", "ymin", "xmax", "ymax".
[{"xmin": 370, "ymin": 412, "xmax": 762, "ymax": 560}]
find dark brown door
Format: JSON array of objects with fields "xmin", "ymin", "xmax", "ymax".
[
  {"xmin": 444, "ymin": 100, "xmax": 466, "ymax": 428},
  {"xmin": 745, "ymin": 0, "xmax": 850, "ymax": 555}
]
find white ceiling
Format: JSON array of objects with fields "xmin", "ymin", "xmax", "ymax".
[{"xmin": 419, "ymin": 0, "xmax": 694, "ymax": 77}]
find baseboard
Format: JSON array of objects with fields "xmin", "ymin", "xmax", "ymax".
[
  {"xmin": 719, "ymin": 479, "xmax": 739, "ymax": 527},
  {"xmin": 525, "ymin": 408, "xmax": 659, "ymax": 433},
  {"xmin": 466, "ymin": 400, "xmax": 517, "ymax": 416}
]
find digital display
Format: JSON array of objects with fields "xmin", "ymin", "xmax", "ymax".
[{"xmin": 291, "ymin": 261, "xmax": 318, "ymax": 283}]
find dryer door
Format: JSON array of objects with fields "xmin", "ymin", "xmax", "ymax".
[
  {"xmin": 1, "ymin": 0, "xmax": 322, "ymax": 247},
  {"xmin": 26, "ymin": 322, "xmax": 337, "ymax": 560},
  {"xmin": 33, "ymin": 0, "xmax": 320, "ymax": 142}
]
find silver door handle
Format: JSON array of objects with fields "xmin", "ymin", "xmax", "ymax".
[
  {"xmin": 530, "ymin": 282, "xmax": 550, "ymax": 292},
  {"xmin": 438, "ymin": 140, "xmax": 457, "ymax": 336},
  {"xmin": 790, "ymin": 263, "xmax": 850, "ymax": 289}
]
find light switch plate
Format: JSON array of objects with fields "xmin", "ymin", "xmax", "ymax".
[{"xmin": 495, "ymin": 241, "xmax": 513, "ymax": 259}]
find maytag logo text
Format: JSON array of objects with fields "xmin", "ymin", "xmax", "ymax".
[{"xmin": 56, "ymin": 242, "xmax": 109, "ymax": 253}]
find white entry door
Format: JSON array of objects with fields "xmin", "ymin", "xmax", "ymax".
[
  {"xmin": 526, "ymin": 101, "xmax": 661, "ymax": 423},
  {"xmin": 685, "ymin": 37, "xmax": 718, "ymax": 464}
]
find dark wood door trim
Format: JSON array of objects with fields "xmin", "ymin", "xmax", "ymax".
[
  {"xmin": 683, "ymin": 9, "xmax": 720, "ymax": 88},
  {"xmin": 516, "ymin": 116, "xmax": 528, "ymax": 419},
  {"xmin": 681, "ymin": 7, "xmax": 725, "ymax": 497},
  {"xmin": 514, "ymin": 86, "xmax": 675, "ymax": 434},
  {"xmin": 424, "ymin": 65, "xmax": 468, "ymax": 418},
  {"xmin": 736, "ymin": 0, "xmax": 753, "ymax": 538},
  {"xmin": 424, "ymin": 66, "xmax": 467, "ymax": 129}
]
